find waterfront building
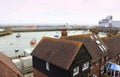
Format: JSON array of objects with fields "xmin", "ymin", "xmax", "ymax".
[
  {"xmin": 32, "ymin": 37, "xmax": 92, "ymax": 77},
  {"xmin": 30, "ymin": 29, "xmax": 120, "ymax": 77},
  {"xmin": 98, "ymin": 15, "xmax": 120, "ymax": 27},
  {"xmin": 64, "ymin": 33, "xmax": 108, "ymax": 77},
  {"xmin": 64, "ymin": 29, "xmax": 120, "ymax": 76},
  {"xmin": 101, "ymin": 32, "xmax": 120, "ymax": 76},
  {"xmin": 0, "ymin": 52, "xmax": 23, "ymax": 77},
  {"xmin": 64, "ymin": 30, "xmax": 120, "ymax": 77}
]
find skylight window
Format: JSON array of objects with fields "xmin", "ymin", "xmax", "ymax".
[
  {"xmin": 96, "ymin": 40, "xmax": 101, "ymax": 44},
  {"xmin": 94, "ymin": 35, "xmax": 98, "ymax": 39},
  {"xmin": 101, "ymin": 45, "xmax": 107, "ymax": 51},
  {"xmin": 98, "ymin": 45, "xmax": 104, "ymax": 52},
  {"xmin": 90, "ymin": 35, "xmax": 94, "ymax": 40}
]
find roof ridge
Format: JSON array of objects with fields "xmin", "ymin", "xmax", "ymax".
[{"xmin": 32, "ymin": 37, "xmax": 83, "ymax": 70}]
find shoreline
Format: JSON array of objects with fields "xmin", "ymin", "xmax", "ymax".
[{"xmin": 0, "ymin": 31, "xmax": 12, "ymax": 36}]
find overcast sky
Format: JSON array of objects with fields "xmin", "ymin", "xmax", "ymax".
[{"xmin": 0, "ymin": 0, "xmax": 120, "ymax": 25}]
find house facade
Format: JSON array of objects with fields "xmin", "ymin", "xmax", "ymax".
[
  {"xmin": 32, "ymin": 29, "xmax": 120, "ymax": 77},
  {"xmin": 32, "ymin": 37, "xmax": 92, "ymax": 77},
  {"xmin": 102, "ymin": 34, "xmax": 120, "ymax": 76},
  {"xmin": 64, "ymin": 33, "xmax": 108, "ymax": 77}
]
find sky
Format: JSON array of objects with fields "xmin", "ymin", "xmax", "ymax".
[{"xmin": 0, "ymin": 0, "xmax": 120, "ymax": 25}]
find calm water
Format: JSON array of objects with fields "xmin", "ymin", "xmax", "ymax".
[{"xmin": 0, "ymin": 30, "xmax": 105, "ymax": 57}]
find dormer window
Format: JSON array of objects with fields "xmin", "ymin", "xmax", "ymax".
[
  {"xmin": 73, "ymin": 66, "xmax": 79, "ymax": 76},
  {"xmin": 46, "ymin": 62, "xmax": 50, "ymax": 71},
  {"xmin": 82, "ymin": 62, "xmax": 89, "ymax": 71},
  {"xmin": 101, "ymin": 45, "xmax": 107, "ymax": 51}
]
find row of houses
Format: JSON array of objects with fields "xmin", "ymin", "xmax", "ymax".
[
  {"xmin": 32, "ymin": 29, "xmax": 120, "ymax": 77},
  {"xmin": 0, "ymin": 29, "xmax": 119, "ymax": 77}
]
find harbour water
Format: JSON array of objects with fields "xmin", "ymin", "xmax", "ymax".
[{"xmin": 0, "ymin": 30, "xmax": 106, "ymax": 57}]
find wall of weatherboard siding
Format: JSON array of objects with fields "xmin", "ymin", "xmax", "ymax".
[
  {"xmin": 69, "ymin": 45, "xmax": 92, "ymax": 77},
  {"xmin": 33, "ymin": 56, "xmax": 71, "ymax": 77}
]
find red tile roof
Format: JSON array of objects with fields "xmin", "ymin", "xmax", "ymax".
[
  {"xmin": 32, "ymin": 37, "xmax": 82, "ymax": 70},
  {"xmin": 0, "ymin": 52, "xmax": 23, "ymax": 77}
]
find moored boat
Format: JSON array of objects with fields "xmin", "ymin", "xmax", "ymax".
[
  {"xmin": 30, "ymin": 38, "xmax": 36, "ymax": 45},
  {"xmin": 54, "ymin": 35, "xmax": 59, "ymax": 38},
  {"xmin": 16, "ymin": 33, "xmax": 21, "ymax": 38}
]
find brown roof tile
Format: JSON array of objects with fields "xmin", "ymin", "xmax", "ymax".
[
  {"xmin": 64, "ymin": 34, "xmax": 107, "ymax": 63},
  {"xmin": 0, "ymin": 52, "xmax": 23, "ymax": 77},
  {"xmin": 32, "ymin": 37, "xmax": 82, "ymax": 70},
  {"xmin": 102, "ymin": 35, "xmax": 120, "ymax": 58}
]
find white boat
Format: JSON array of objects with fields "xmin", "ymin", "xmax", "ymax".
[{"xmin": 16, "ymin": 33, "xmax": 21, "ymax": 38}]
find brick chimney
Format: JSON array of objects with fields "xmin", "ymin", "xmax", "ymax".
[
  {"xmin": 107, "ymin": 32, "xmax": 112, "ymax": 38},
  {"xmin": 112, "ymin": 30, "xmax": 118, "ymax": 36},
  {"xmin": 91, "ymin": 28, "xmax": 99, "ymax": 35},
  {"xmin": 107, "ymin": 30, "xmax": 118, "ymax": 38},
  {"xmin": 60, "ymin": 29, "xmax": 68, "ymax": 39}
]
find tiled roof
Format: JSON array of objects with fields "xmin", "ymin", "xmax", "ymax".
[
  {"xmin": 0, "ymin": 52, "xmax": 23, "ymax": 77},
  {"xmin": 32, "ymin": 37, "xmax": 82, "ymax": 70},
  {"xmin": 64, "ymin": 34, "xmax": 107, "ymax": 63},
  {"xmin": 102, "ymin": 35, "xmax": 120, "ymax": 58}
]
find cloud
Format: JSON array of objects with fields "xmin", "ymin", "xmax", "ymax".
[{"xmin": 0, "ymin": 0, "xmax": 120, "ymax": 25}]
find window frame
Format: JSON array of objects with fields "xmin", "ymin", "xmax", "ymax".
[
  {"xmin": 82, "ymin": 62, "xmax": 89, "ymax": 71},
  {"xmin": 46, "ymin": 62, "xmax": 50, "ymax": 71},
  {"xmin": 73, "ymin": 66, "xmax": 79, "ymax": 76}
]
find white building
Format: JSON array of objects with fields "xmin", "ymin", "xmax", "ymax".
[{"xmin": 98, "ymin": 15, "xmax": 120, "ymax": 27}]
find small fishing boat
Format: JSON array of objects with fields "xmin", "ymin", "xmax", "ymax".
[
  {"xmin": 30, "ymin": 38, "xmax": 36, "ymax": 45},
  {"xmin": 15, "ymin": 49, "xmax": 19, "ymax": 52},
  {"xmin": 16, "ymin": 33, "xmax": 21, "ymax": 38},
  {"xmin": 54, "ymin": 35, "xmax": 59, "ymax": 38}
]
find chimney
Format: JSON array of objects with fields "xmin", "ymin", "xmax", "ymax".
[
  {"xmin": 112, "ymin": 30, "xmax": 118, "ymax": 36},
  {"xmin": 106, "ymin": 30, "xmax": 118, "ymax": 38},
  {"xmin": 91, "ymin": 28, "xmax": 99, "ymax": 35},
  {"xmin": 60, "ymin": 29, "xmax": 68, "ymax": 39},
  {"xmin": 107, "ymin": 32, "xmax": 112, "ymax": 38}
]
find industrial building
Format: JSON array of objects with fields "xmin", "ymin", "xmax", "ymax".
[{"xmin": 98, "ymin": 15, "xmax": 120, "ymax": 27}]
